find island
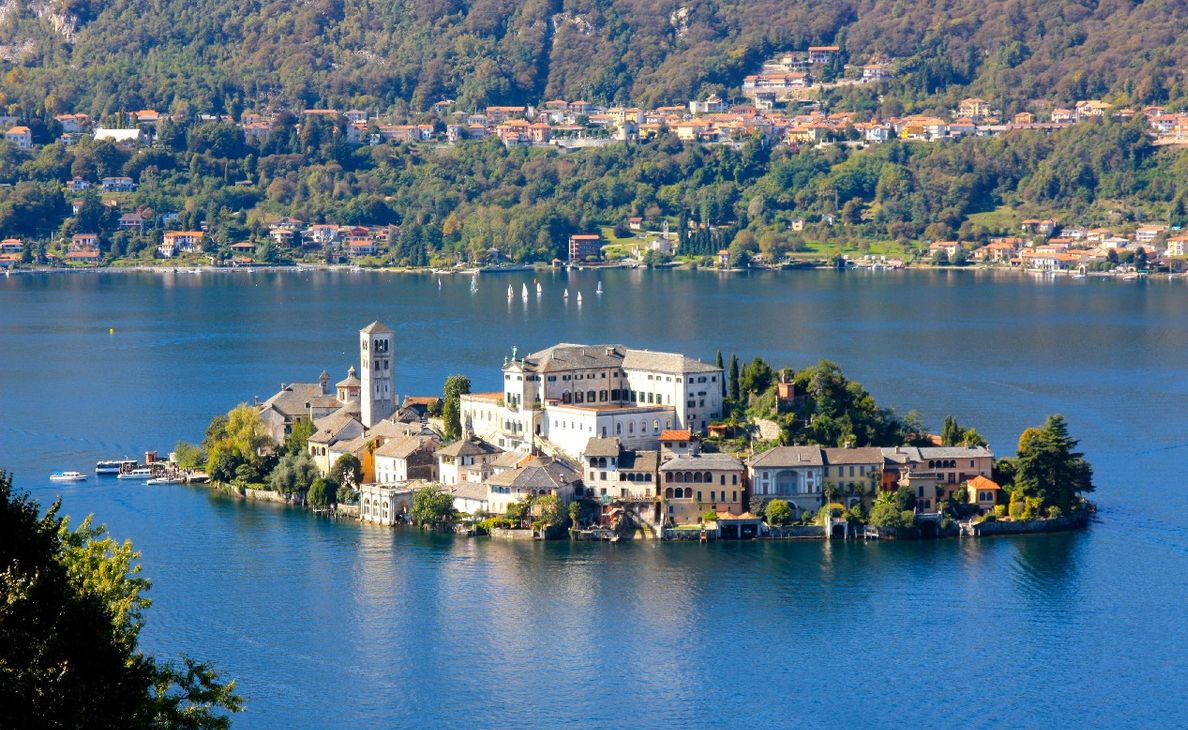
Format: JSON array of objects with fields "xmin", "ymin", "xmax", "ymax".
[{"xmin": 147, "ymin": 321, "xmax": 1097, "ymax": 542}]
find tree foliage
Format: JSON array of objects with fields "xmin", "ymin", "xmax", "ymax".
[
  {"xmin": 268, "ymin": 452, "xmax": 319, "ymax": 495},
  {"xmin": 0, "ymin": 470, "xmax": 242, "ymax": 728},
  {"xmin": 1013, "ymin": 415, "xmax": 1094, "ymax": 512},
  {"xmin": 329, "ymin": 453, "xmax": 363, "ymax": 489},
  {"xmin": 442, "ymin": 374, "xmax": 471, "ymax": 441},
  {"xmin": 411, "ymin": 486, "xmax": 455, "ymax": 527}
]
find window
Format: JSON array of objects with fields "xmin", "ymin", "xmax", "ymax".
[
  {"xmin": 600, "ymin": 472, "xmax": 606, "ymax": 481},
  {"xmin": 710, "ymin": 491, "xmax": 716, "ymax": 501},
  {"xmin": 719, "ymin": 475, "xmax": 725, "ymax": 485}
]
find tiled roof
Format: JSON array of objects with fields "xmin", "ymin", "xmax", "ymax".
[{"xmin": 748, "ymin": 446, "xmax": 824, "ymax": 468}]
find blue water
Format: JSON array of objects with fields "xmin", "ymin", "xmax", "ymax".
[{"xmin": 1, "ymin": 268, "xmax": 1186, "ymax": 727}]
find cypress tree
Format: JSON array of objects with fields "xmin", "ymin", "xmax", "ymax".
[
  {"xmin": 715, "ymin": 351, "xmax": 725, "ymax": 398},
  {"xmin": 728, "ymin": 354, "xmax": 740, "ymax": 402}
]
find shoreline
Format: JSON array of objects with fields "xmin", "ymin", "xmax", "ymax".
[
  {"xmin": 4, "ymin": 261, "xmax": 1184, "ymax": 281},
  {"xmin": 193, "ymin": 478, "xmax": 1091, "ymax": 542}
]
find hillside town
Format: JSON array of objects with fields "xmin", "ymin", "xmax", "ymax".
[
  {"xmin": 0, "ymin": 43, "xmax": 1185, "ymax": 273},
  {"xmin": 228, "ymin": 321, "xmax": 1050, "ymax": 541}
]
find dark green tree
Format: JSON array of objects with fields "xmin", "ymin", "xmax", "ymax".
[
  {"xmin": 0, "ymin": 470, "xmax": 242, "ymax": 728},
  {"xmin": 1014, "ymin": 415, "xmax": 1094, "ymax": 512},
  {"xmin": 329, "ymin": 453, "xmax": 363, "ymax": 489},
  {"xmin": 728, "ymin": 354, "xmax": 740, "ymax": 402},
  {"xmin": 442, "ymin": 374, "xmax": 471, "ymax": 440}
]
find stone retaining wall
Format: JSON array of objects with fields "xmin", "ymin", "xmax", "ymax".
[
  {"xmin": 764, "ymin": 525, "xmax": 827, "ymax": 539},
  {"xmin": 968, "ymin": 510, "xmax": 1090, "ymax": 536}
]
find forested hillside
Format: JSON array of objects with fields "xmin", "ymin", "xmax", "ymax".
[{"xmin": 0, "ymin": 0, "xmax": 1186, "ymax": 116}]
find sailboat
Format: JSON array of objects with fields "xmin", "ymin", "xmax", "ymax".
[
  {"xmin": 470, "ymin": 275, "xmax": 478, "ymax": 293},
  {"xmin": 521, "ymin": 283, "xmax": 529, "ymax": 301},
  {"xmin": 437, "ymin": 278, "xmax": 442, "ymax": 290},
  {"xmin": 563, "ymin": 288, "xmax": 569, "ymax": 300},
  {"xmin": 507, "ymin": 284, "xmax": 514, "ymax": 300},
  {"xmin": 596, "ymin": 281, "xmax": 603, "ymax": 295},
  {"xmin": 576, "ymin": 291, "xmax": 583, "ymax": 304},
  {"xmin": 535, "ymin": 280, "xmax": 542, "ymax": 297}
]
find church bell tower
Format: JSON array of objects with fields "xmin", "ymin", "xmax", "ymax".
[{"xmin": 359, "ymin": 320, "xmax": 396, "ymax": 427}]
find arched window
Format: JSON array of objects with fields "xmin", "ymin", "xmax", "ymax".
[
  {"xmin": 562, "ymin": 392, "xmax": 572, "ymax": 404},
  {"xmin": 683, "ymin": 471, "xmax": 692, "ymax": 482},
  {"xmin": 703, "ymin": 472, "xmax": 712, "ymax": 483},
  {"xmin": 653, "ymin": 419, "xmax": 659, "ymax": 431},
  {"xmin": 629, "ymin": 422, "xmax": 634, "ymax": 434},
  {"xmin": 665, "ymin": 472, "xmax": 673, "ymax": 482},
  {"xmin": 693, "ymin": 472, "xmax": 703, "ymax": 483},
  {"xmin": 616, "ymin": 422, "xmax": 622, "ymax": 435},
  {"xmin": 928, "ymin": 460, "xmax": 935, "ymax": 469},
  {"xmin": 665, "ymin": 487, "xmax": 673, "ymax": 498}
]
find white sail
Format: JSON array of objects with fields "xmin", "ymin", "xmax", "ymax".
[
  {"xmin": 507, "ymin": 284, "xmax": 514, "ymax": 299},
  {"xmin": 437, "ymin": 278, "xmax": 442, "ymax": 289},
  {"xmin": 470, "ymin": 275, "xmax": 478, "ymax": 293},
  {"xmin": 563, "ymin": 288, "xmax": 569, "ymax": 299},
  {"xmin": 536, "ymin": 281, "xmax": 542, "ymax": 295},
  {"xmin": 577, "ymin": 292, "xmax": 583, "ymax": 304},
  {"xmin": 596, "ymin": 281, "xmax": 603, "ymax": 294},
  {"xmin": 521, "ymin": 283, "xmax": 529, "ymax": 300}
]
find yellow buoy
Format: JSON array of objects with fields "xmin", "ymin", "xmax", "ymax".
[{"xmin": 109, "ymin": 328, "xmax": 115, "ymax": 335}]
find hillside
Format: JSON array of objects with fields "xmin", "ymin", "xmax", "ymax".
[{"xmin": 0, "ymin": 0, "xmax": 1186, "ymax": 116}]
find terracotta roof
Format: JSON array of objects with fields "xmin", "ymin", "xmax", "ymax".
[
  {"xmin": 659, "ymin": 429, "xmax": 693, "ymax": 442},
  {"xmin": 967, "ymin": 475, "xmax": 1001, "ymax": 491}
]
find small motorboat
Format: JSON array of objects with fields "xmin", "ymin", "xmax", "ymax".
[
  {"xmin": 146, "ymin": 476, "xmax": 184, "ymax": 485},
  {"xmin": 596, "ymin": 281, "xmax": 603, "ymax": 295},
  {"xmin": 50, "ymin": 471, "xmax": 87, "ymax": 482},
  {"xmin": 118, "ymin": 467, "xmax": 154, "ymax": 480}
]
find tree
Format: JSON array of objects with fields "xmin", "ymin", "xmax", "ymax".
[
  {"xmin": 173, "ymin": 441, "xmax": 206, "ymax": 469},
  {"xmin": 268, "ymin": 452, "xmax": 319, "ymax": 495},
  {"xmin": 534, "ymin": 494, "xmax": 566, "ymax": 528},
  {"xmin": 942, "ymin": 415, "xmax": 988, "ymax": 447},
  {"xmin": 869, "ymin": 490, "xmax": 916, "ymax": 531},
  {"xmin": 715, "ymin": 351, "xmax": 725, "ymax": 398},
  {"xmin": 739, "ymin": 357, "xmax": 775, "ymax": 398},
  {"xmin": 568, "ymin": 500, "xmax": 581, "ymax": 528},
  {"xmin": 329, "ymin": 453, "xmax": 363, "ymax": 488},
  {"xmin": 728, "ymin": 354, "xmax": 740, "ymax": 402},
  {"xmin": 307, "ymin": 477, "xmax": 338, "ymax": 508},
  {"xmin": 0, "ymin": 470, "xmax": 242, "ymax": 728},
  {"xmin": 765, "ymin": 498, "xmax": 793, "ymax": 526},
  {"xmin": 1014, "ymin": 415, "xmax": 1094, "ymax": 512},
  {"xmin": 285, "ymin": 417, "xmax": 316, "ymax": 455},
  {"xmin": 442, "ymin": 374, "xmax": 471, "ymax": 440},
  {"xmin": 411, "ymin": 486, "xmax": 455, "ymax": 526}
]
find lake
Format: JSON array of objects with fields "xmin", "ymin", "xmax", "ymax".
[{"xmin": 1, "ymin": 267, "xmax": 1186, "ymax": 727}]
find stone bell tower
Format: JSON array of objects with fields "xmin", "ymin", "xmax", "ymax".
[{"xmin": 359, "ymin": 320, "xmax": 395, "ymax": 427}]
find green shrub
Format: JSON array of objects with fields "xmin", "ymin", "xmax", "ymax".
[
  {"xmin": 1046, "ymin": 505, "xmax": 1063, "ymax": 519},
  {"xmin": 993, "ymin": 505, "xmax": 1007, "ymax": 518}
]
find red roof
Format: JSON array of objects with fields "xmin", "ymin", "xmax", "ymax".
[{"xmin": 660, "ymin": 429, "xmax": 693, "ymax": 441}]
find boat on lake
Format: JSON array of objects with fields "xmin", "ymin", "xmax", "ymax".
[
  {"xmin": 146, "ymin": 475, "xmax": 184, "ymax": 485},
  {"xmin": 563, "ymin": 288, "xmax": 569, "ymax": 300},
  {"xmin": 507, "ymin": 284, "xmax": 514, "ymax": 300},
  {"xmin": 521, "ymin": 283, "xmax": 529, "ymax": 301},
  {"xmin": 96, "ymin": 459, "xmax": 137, "ymax": 475},
  {"xmin": 470, "ymin": 275, "xmax": 478, "ymax": 293},
  {"xmin": 118, "ymin": 467, "xmax": 154, "ymax": 480},
  {"xmin": 577, "ymin": 291, "xmax": 583, "ymax": 304},
  {"xmin": 596, "ymin": 281, "xmax": 603, "ymax": 294},
  {"xmin": 50, "ymin": 471, "xmax": 87, "ymax": 482},
  {"xmin": 536, "ymin": 281, "xmax": 542, "ymax": 296}
]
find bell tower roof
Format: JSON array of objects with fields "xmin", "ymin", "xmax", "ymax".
[{"xmin": 361, "ymin": 320, "xmax": 393, "ymax": 335}]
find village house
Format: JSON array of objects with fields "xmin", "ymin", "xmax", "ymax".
[
  {"xmin": 437, "ymin": 435, "xmax": 503, "ymax": 486},
  {"xmin": 582, "ymin": 437, "xmax": 660, "ymax": 500},
  {"xmin": 158, "ymin": 231, "xmax": 205, "ymax": 257},
  {"xmin": 861, "ymin": 64, "xmax": 893, "ymax": 82},
  {"xmin": 880, "ymin": 446, "xmax": 995, "ymax": 511},
  {"xmin": 958, "ymin": 98, "xmax": 991, "ymax": 119},
  {"xmin": 71, "ymin": 233, "xmax": 99, "ymax": 251},
  {"xmin": 3, "ymin": 126, "xmax": 32, "ymax": 149},
  {"xmin": 0, "ymin": 238, "xmax": 23, "ymax": 254},
  {"xmin": 1134, "ymin": 225, "xmax": 1167, "ymax": 244},
  {"xmin": 118, "ymin": 211, "xmax": 146, "ymax": 232},
  {"xmin": 659, "ymin": 452, "xmax": 747, "ymax": 526},
  {"xmin": 1020, "ymin": 218, "xmax": 1058, "ymax": 236},
  {"xmin": 929, "ymin": 241, "xmax": 964, "ymax": 259},
  {"xmin": 54, "ymin": 113, "xmax": 92, "ymax": 133},
  {"xmin": 965, "ymin": 475, "xmax": 1002, "ymax": 513},
  {"xmin": 485, "ymin": 455, "xmax": 583, "ymax": 516},
  {"xmin": 101, "ymin": 176, "xmax": 136, "ymax": 193},
  {"xmin": 746, "ymin": 446, "xmax": 824, "ymax": 518},
  {"xmin": 807, "ymin": 45, "xmax": 840, "ymax": 64},
  {"xmin": 1166, "ymin": 234, "xmax": 1188, "ymax": 257},
  {"xmin": 373, "ymin": 434, "xmax": 439, "ymax": 485}
]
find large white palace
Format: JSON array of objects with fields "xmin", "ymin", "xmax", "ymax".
[{"xmin": 460, "ymin": 343, "xmax": 724, "ymax": 457}]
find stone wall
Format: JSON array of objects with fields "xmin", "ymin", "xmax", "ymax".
[
  {"xmin": 968, "ymin": 510, "xmax": 1090, "ymax": 536},
  {"xmin": 491, "ymin": 528, "xmax": 536, "ymax": 540}
]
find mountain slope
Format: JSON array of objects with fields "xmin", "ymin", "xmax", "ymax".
[{"xmin": 0, "ymin": 0, "xmax": 1185, "ymax": 115}]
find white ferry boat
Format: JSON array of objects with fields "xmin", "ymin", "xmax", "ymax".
[
  {"xmin": 117, "ymin": 467, "xmax": 154, "ymax": 480},
  {"xmin": 96, "ymin": 459, "xmax": 138, "ymax": 475},
  {"xmin": 50, "ymin": 471, "xmax": 87, "ymax": 482}
]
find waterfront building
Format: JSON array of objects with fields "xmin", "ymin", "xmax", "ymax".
[
  {"xmin": 446, "ymin": 483, "xmax": 490, "ymax": 518},
  {"xmin": 359, "ymin": 480, "xmax": 431, "ymax": 526},
  {"xmin": 821, "ymin": 448, "xmax": 885, "ymax": 507},
  {"xmin": 880, "ymin": 446, "xmax": 995, "ymax": 511},
  {"xmin": 459, "ymin": 343, "xmax": 723, "ymax": 458},
  {"xmin": 966, "ymin": 475, "xmax": 1003, "ymax": 513},
  {"xmin": 746, "ymin": 446, "xmax": 825, "ymax": 518},
  {"xmin": 359, "ymin": 321, "xmax": 396, "ymax": 427},
  {"xmin": 485, "ymin": 455, "xmax": 583, "ymax": 516},
  {"xmin": 582, "ymin": 437, "xmax": 660, "ymax": 500},
  {"xmin": 659, "ymin": 452, "xmax": 747, "ymax": 525}
]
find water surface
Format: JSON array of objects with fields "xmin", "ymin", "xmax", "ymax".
[{"xmin": 1, "ymin": 268, "xmax": 1185, "ymax": 727}]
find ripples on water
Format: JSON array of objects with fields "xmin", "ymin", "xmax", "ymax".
[{"xmin": 3, "ymin": 269, "xmax": 1187, "ymax": 726}]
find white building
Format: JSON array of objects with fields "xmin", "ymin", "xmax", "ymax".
[
  {"xmin": 460, "ymin": 343, "xmax": 723, "ymax": 458},
  {"xmin": 373, "ymin": 434, "xmax": 438, "ymax": 485},
  {"xmin": 746, "ymin": 446, "xmax": 825, "ymax": 517}
]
